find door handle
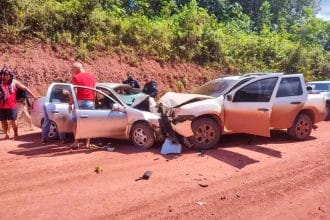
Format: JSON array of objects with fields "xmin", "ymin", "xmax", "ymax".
[
  {"xmin": 257, "ymin": 108, "xmax": 269, "ymax": 112},
  {"xmin": 80, "ymin": 115, "xmax": 89, "ymax": 118},
  {"xmin": 51, "ymin": 110, "xmax": 60, "ymax": 113},
  {"xmin": 291, "ymin": 102, "xmax": 302, "ymax": 105}
]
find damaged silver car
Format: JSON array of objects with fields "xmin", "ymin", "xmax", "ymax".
[{"xmin": 31, "ymin": 83, "xmax": 162, "ymax": 149}]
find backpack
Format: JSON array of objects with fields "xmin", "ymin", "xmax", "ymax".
[{"xmin": 143, "ymin": 80, "xmax": 158, "ymax": 98}]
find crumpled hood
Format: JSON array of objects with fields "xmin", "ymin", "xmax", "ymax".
[{"xmin": 159, "ymin": 92, "xmax": 213, "ymax": 108}]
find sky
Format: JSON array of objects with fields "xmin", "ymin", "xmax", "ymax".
[{"xmin": 317, "ymin": 0, "xmax": 330, "ymax": 20}]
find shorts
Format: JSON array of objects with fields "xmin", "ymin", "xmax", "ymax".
[
  {"xmin": 0, "ymin": 108, "xmax": 17, "ymax": 121},
  {"xmin": 78, "ymin": 100, "xmax": 95, "ymax": 109}
]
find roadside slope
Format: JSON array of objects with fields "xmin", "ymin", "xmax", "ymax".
[{"xmin": 0, "ymin": 42, "xmax": 221, "ymax": 95}]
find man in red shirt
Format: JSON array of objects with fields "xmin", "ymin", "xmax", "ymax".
[
  {"xmin": 71, "ymin": 62, "xmax": 96, "ymax": 109},
  {"xmin": 69, "ymin": 62, "xmax": 96, "ymax": 149}
]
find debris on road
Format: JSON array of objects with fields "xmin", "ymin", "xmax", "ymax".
[
  {"xmin": 198, "ymin": 184, "xmax": 208, "ymax": 188},
  {"xmin": 135, "ymin": 171, "xmax": 152, "ymax": 181},
  {"xmin": 197, "ymin": 150, "xmax": 205, "ymax": 156},
  {"xmin": 161, "ymin": 138, "xmax": 182, "ymax": 155},
  {"xmin": 196, "ymin": 201, "xmax": 206, "ymax": 206},
  {"xmin": 220, "ymin": 196, "xmax": 226, "ymax": 200},
  {"xmin": 95, "ymin": 166, "xmax": 103, "ymax": 174},
  {"xmin": 153, "ymin": 158, "xmax": 160, "ymax": 161}
]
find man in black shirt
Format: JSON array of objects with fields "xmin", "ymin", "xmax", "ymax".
[{"xmin": 123, "ymin": 72, "xmax": 140, "ymax": 89}]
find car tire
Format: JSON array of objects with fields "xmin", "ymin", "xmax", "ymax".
[
  {"xmin": 131, "ymin": 122, "xmax": 155, "ymax": 149},
  {"xmin": 42, "ymin": 119, "xmax": 59, "ymax": 140},
  {"xmin": 287, "ymin": 113, "xmax": 312, "ymax": 140},
  {"xmin": 191, "ymin": 118, "xmax": 220, "ymax": 150}
]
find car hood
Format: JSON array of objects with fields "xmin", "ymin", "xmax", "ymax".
[{"xmin": 159, "ymin": 92, "xmax": 213, "ymax": 108}]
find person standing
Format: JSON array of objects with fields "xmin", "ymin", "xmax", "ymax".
[
  {"xmin": 123, "ymin": 71, "xmax": 140, "ymax": 89},
  {"xmin": 0, "ymin": 67, "xmax": 38, "ymax": 139},
  {"xmin": 70, "ymin": 62, "xmax": 96, "ymax": 149},
  {"xmin": 16, "ymin": 87, "xmax": 34, "ymax": 130}
]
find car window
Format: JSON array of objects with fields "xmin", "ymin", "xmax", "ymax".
[
  {"xmin": 49, "ymin": 85, "xmax": 71, "ymax": 104},
  {"xmin": 95, "ymin": 90, "xmax": 115, "ymax": 110},
  {"xmin": 233, "ymin": 77, "xmax": 278, "ymax": 102},
  {"xmin": 307, "ymin": 83, "xmax": 330, "ymax": 91},
  {"xmin": 96, "ymin": 87, "xmax": 122, "ymax": 104},
  {"xmin": 276, "ymin": 77, "xmax": 303, "ymax": 97},
  {"xmin": 227, "ymin": 77, "xmax": 254, "ymax": 94},
  {"xmin": 74, "ymin": 87, "xmax": 116, "ymax": 110}
]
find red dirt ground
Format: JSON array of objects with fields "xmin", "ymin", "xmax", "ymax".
[{"xmin": 0, "ymin": 122, "xmax": 329, "ymax": 219}]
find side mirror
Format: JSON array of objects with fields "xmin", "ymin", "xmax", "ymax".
[
  {"xmin": 112, "ymin": 103, "xmax": 125, "ymax": 112},
  {"xmin": 306, "ymin": 86, "xmax": 312, "ymax": 91},
  {"xmin": 226, "ymin": 94, "xmax": 233, "ymax": 102}
]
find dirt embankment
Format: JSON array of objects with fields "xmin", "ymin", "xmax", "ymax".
[{"xmin": 0, "ymin": 41, "xmax": 222, "ymax": 95}]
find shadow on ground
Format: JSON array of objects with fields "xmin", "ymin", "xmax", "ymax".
[
  {"xmin": 9, "ymin": 130, "xmax": 317, "ymax": 169},
  {"xmin": 9, "ymin": 132, "xmax": 159, "ymax": 158}
]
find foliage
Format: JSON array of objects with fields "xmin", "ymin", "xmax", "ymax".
[{"xmin": 0, "ymin": 0, "xmax": 329, "ymax": 79}]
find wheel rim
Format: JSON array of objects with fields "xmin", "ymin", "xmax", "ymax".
[
  {"xmin": 133, "ymin": 128, "xmax": 148, "ymax": 146},
  {"xmin": 195, "ymin": 124, "xmax": 216, "ymax": 144},
  {"xmin": 295, "ymin": 118, "xmax": 310, "ymax": 138},
  {"xmin": 48, "ymin": 121, "xmax": 58, "ymax": 138}
]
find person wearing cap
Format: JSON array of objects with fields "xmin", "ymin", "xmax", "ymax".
[
  {"xmin": 69, "ymin": 62, "xmax": 96, "ymax": 149},
  {"xmin": 0, "ymin": 67, "xmax": 39, "ymax": 139},
  {"xmin": 123, "ymin": 71, "xmax": 140, "ymax": 89}
]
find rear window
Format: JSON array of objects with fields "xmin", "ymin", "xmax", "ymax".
[
  {"xmin": 49, "ymin": 85, "xmax": 71, "ymax": 103},
  {"xmin": 276, "ymin": 77, "xmax": 303, "ymax": 97}
]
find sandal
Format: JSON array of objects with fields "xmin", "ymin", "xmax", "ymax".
[{"xmin": 87, "ymin": 144, "xmax": 98, "ymax": 149}]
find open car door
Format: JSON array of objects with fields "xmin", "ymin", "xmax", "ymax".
[
  {"xmin": 73, "ymin": 86, "xmax": 127, "ymax": 139},
  {"xmin": 223, "ymin": 76, "xmax": 280, "ymax": 137},
  {"xmin": 45, "ymin": 83, "xmax": 74, "ymax": 134}
]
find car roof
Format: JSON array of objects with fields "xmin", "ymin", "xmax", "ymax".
[{"xmin": 217, "ymin": 72, "xmax": 284, "ymax": 81}]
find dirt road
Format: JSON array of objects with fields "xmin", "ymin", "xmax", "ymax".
[{"xmin": 1, "ymin": 122, "xmax": 329, "ymax": 219}]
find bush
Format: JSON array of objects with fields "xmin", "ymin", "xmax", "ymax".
[{"xmin": 0, "ymin": 0, "xmax": 329, "ymax": 80}]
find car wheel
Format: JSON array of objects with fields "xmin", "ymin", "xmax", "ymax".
[
  {"xmin": 287, "ymin": 113, "xmax": 312, "ymax": 140},
  {"xmin": 42, "ymin": 119, "xmax": 59, "ymax": 140},
  {"xmin": 131, "ymin": 122, "xmax": 155, "ymax": 149},
  {"xmin": 191, "ymin": 118, "xmax": 220, "ymax": 150}
]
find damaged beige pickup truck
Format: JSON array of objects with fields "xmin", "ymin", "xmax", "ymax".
[{"xmin": 159, "ymin": 73, "xmax": 326, "ymax": 150}]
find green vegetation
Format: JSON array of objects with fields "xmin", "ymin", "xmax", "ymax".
[{"xmin": 1, "ymin": 0, "xmax": 329, "ymax": 79}]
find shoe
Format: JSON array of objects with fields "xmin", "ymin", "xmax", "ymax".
[
  {"xmin": 41, "ymin": 138, "xmax": 49, "ymax": 144},
  {"xmin": 13, "ymin": 134, "xmax": 19, "ymax": 140}
]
